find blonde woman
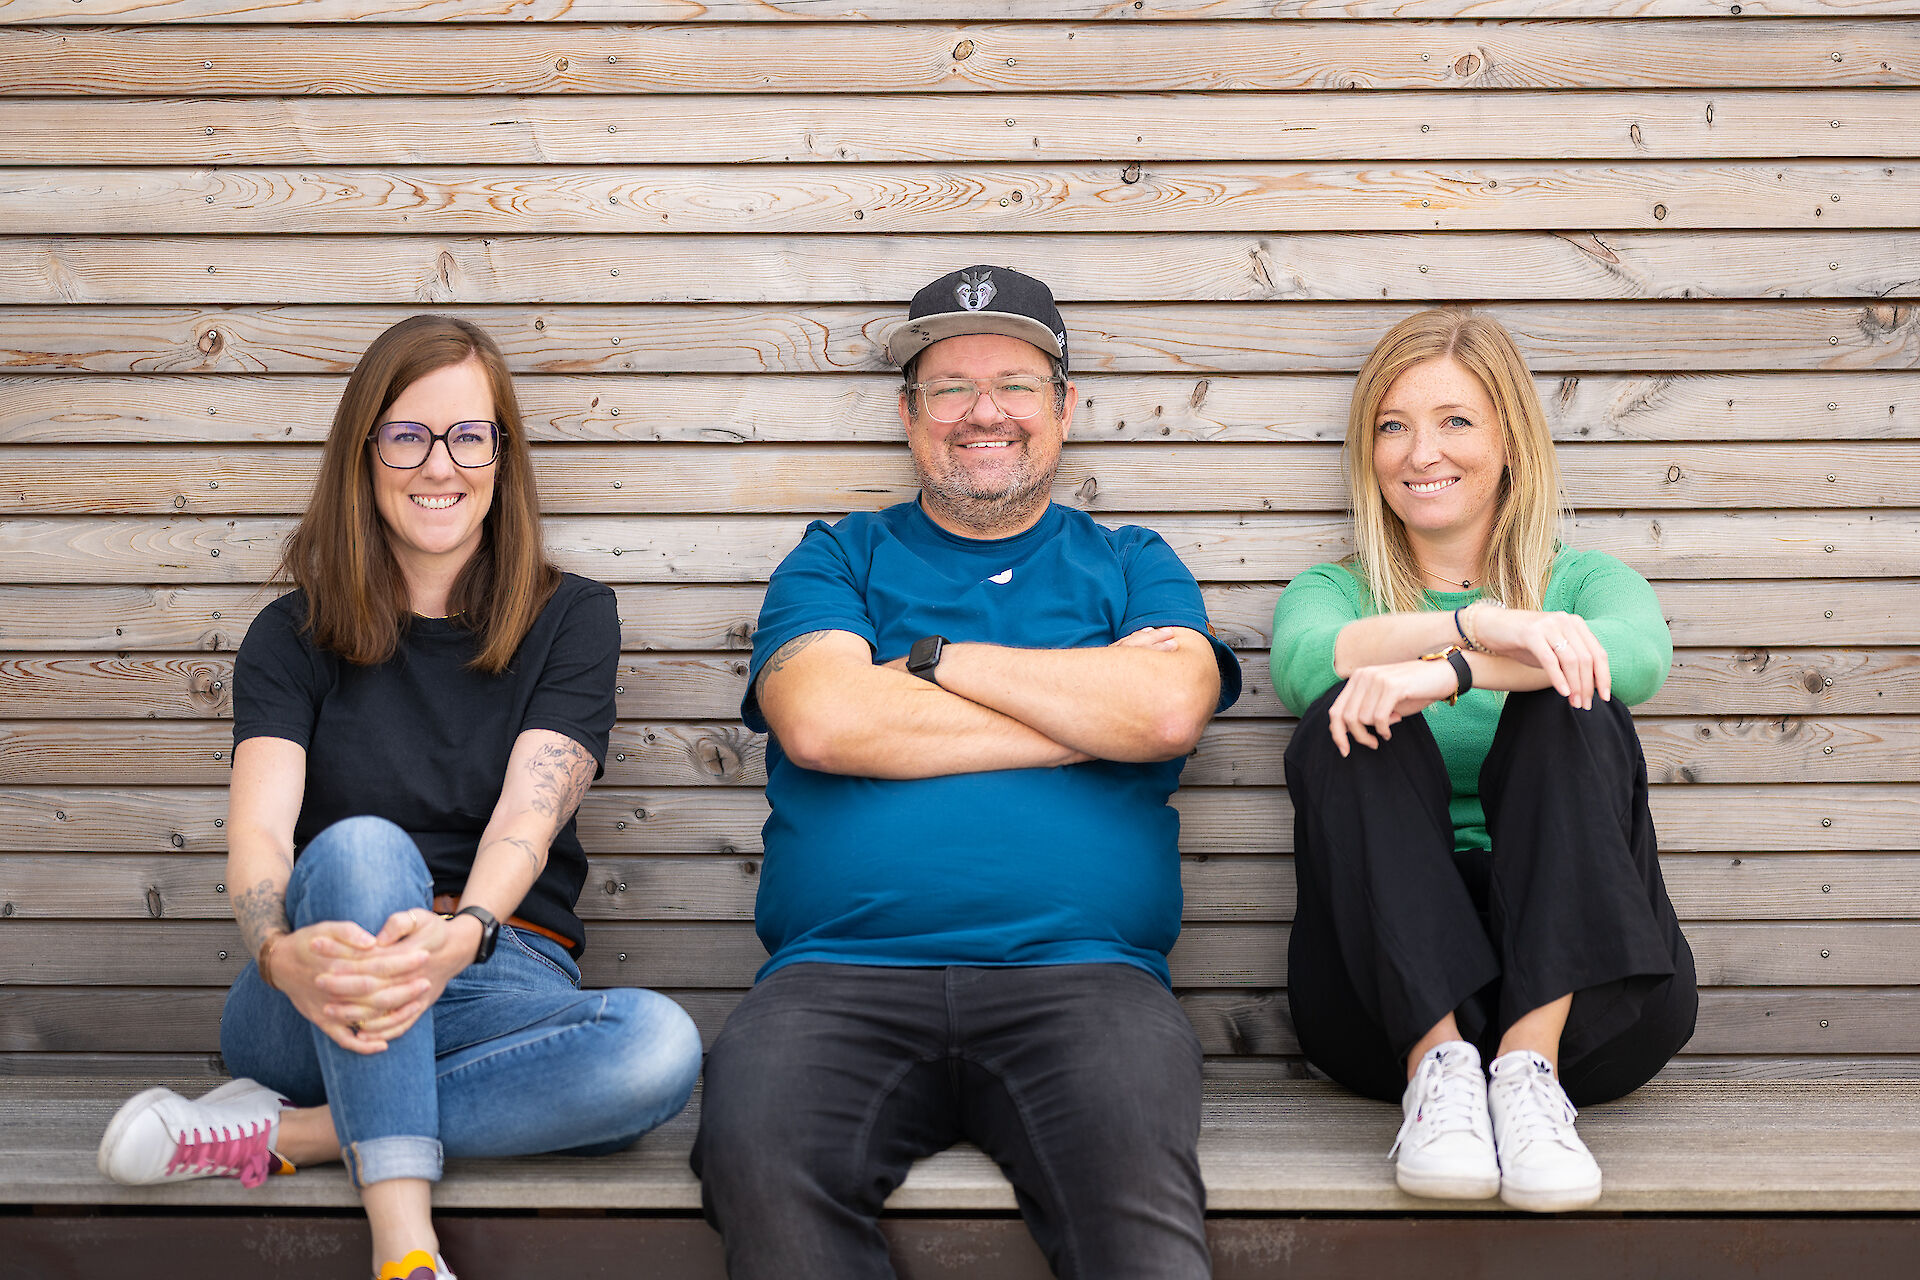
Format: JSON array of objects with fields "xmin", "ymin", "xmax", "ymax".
[{"xmin": 1271, "ymin": 310, "xmax": 1696, "ymax": 1212}]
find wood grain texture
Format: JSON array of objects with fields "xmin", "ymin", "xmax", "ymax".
[
  {"xmin": 2, "ymin": 579, "xmax": 1916, "ymax": 652},
  {"xmin": 10, "ymin": 233, "xmax": 1920, "ymax": 306},
  {"xmin": 4, "ymin": 164, "xmax": 1918, "ymax": 236},
  {"xmin": 7, "ymin": 442, "xmax": 1911, "ymax": 515},
  {"xmin": 6, "ymin": 369, "xmax": 1918, "ymax": 446},
  {"xmin": 8, "ymin": 2, "xmax": 1920, "ymax": 23},
  {"xmin": 7, "ymin": 22, "xmax": 1917, "ymax": 95},
  {"xmin": 2, "ymin": 851, "xmax": 1912, "ymax": 922},
  {"xmin": 12, "ymin": 712, "xmax": 1920, "ymax": 786},
  {"xmin": 9, "ymin": 91, "xmax": 1919, "ymax": 165},
  {"xmin": 8, "ymin": 302, "xmax": 1920, "ymax": 376},
  {"xmin": 2, "ymin": 783, "xmax": 1913, "ymax": 856},
  {"xmin": 3, "ymin": 513, "xmax": 1911, "ymax": 585}
]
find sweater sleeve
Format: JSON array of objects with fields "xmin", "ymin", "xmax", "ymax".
[
  {"xmin": 1553, "ymin": 550, "xmax": 1673, "ymax": 706},
  {"xmin": 1269, "ymin": 562, "xmax": 1367, "ymax": 716}
]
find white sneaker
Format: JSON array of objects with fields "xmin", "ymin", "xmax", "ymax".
[
  {"xmin": 1488, "ymin": 1050, "xmax": 1603, "ymax": 1211},
  {"xmin": 1388, "ymin": 1040, "xmax": 1499, "ymax": 1199},
  {"xmin": 97, "ymin": 1077, "xmax": 287, "ymax": 1188}
]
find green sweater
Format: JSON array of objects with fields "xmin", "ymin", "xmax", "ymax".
[{"xmin": 1270, "ymin": 548, "xmax": 1672, "ymax": 853}]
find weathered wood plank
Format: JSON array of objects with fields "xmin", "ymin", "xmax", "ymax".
[
  {"xmin": 1, "ymin": 514, "xmax": 1912, "ymax": 589},
  {"xmin": 2, "ymin": 851, "xmax": 1911, "ymax": 922},
  {"xmin": 7, "ymin": 22, "xmax": 1916, "ymax": 95},
  {"xmin": 7, "ymin": 987, "xmax": 1917, "ymax": 1057},
  {"xmin": 8, "ymin": 714, "xmax": 1920, "ymax": 787},
  {"xmin": 8, "ymin": 442, "xmax": 1911, "ymax": 516},
  {"xmin": 4, "ymin": 164, "xmax": 1918, "ymax": 236},
  {"xmin": 9, "ymin": 302, "xmax": 1920, "ymax": 376},
  {"xmin": 3, "ymin": 784, "xmax": 1914, "ymax": 856},
  {"xmin": 11, "ymin": 234, "xmax": 1920, "ymax": 307},
  {"xmin": 3, "ymin": 646, "xmax": 1915, "ymax": 720},
  {"xmin": 9, "ymin": 92, "xmax": 1918, "ymax": 165},
  {"xmin": 9, "ymin": 2, "xmax": 1920, "ymax": 24},
  {"xmin": 7, "ymin": 371, "xmax": 1918, "ymax": 445},
  {"xmin": 2, "ymin": 918, "xmax": 1912, "ymax": 988},
  {"xmin": 3, "ymin": 580, "xmax": 1915, "ymax": 652}
]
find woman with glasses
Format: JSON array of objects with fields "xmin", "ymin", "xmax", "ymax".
[
  {"xmin": 97, "ymin": 315, "xmax": 703, "ymax": 1280},
  {"xmin": 1270, "ymin": 310, "xmax": 1696, "ymax": 1213}
]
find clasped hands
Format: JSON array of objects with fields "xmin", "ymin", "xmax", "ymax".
[
  {"xmin": 265, "ymin": 908, "xmax": 480, "ymax": 1055},
  {"xmin": 1326, "ymin": 607, "xmax": 1612, "ymax": 758}
]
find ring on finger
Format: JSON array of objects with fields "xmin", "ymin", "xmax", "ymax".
[
  {"xmin": 1551, "ymin": 640, "xmax": 1571, "ymax": 651},
  {"xmin": 348, "ymin": 1020, "xmax": 362, "ymax": 1035}
]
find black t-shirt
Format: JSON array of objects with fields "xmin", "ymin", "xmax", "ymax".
[{"xmin": 232, "ymin": 572, "xmax": 619, "ymax": 954}]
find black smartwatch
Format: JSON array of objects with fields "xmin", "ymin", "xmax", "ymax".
[
  {"xmin": 1419, "ymin": 645, "xmax": 1474, "ymax": 706},
  {"xmin": 453, "ymin": 904, "xmax": 500, "ymax": 964},
  {"xmin": 906, "ymin": 635, "xmax": 949, "ymax": 684}
]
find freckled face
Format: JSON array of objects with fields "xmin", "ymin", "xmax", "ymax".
[
  {"xmin": 1371, "ymin": 356, "xmax": 1508, "ymax": 544},
  {"xmin": 370, "ymin": 357, "xmax": 497, "ymax": 592}
]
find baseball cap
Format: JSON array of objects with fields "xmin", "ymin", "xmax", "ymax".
[{"xmin": 885, "ymin": 265, "xmax": 1069, "ymax": 373}]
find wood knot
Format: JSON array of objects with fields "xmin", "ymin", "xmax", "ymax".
[
  {"xmin": 197, "ymin": 328, "xmax": 225, "ymax": 356},
  {"xmin": 146, "ymin": 887, "xmax": 164, "ymax": 918},
  {"xmin": 1121, "ymin": 163, "xmax": 1142, "ymax": 184},
  {"xmin": 1189, "ymin": 378, "xmax": 1211, "ymax": 410},
  {"xmin": 952, "ymin": 39, "xmax": 975, "ymax": 61},
  {"xmin": 1075, "ymin": 476, "xmax": 1100, "ymax": 502},
  {"xmin": 1453, "ymin": 53, "xmax": 1482, "ymax": 77},
  {"xmin": 694, "ymin": 736, "xmax": 741, "ymax": 780}
]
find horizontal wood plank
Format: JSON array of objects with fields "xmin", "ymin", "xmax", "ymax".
[
  {"xmin": 2, "ymin": 784, "xmax": 1913, "ymax": 856},
  {"xmin": 7, "ymin": 22, "xmax": 1917, "ymax": 95},
  {"xmin": 3, "ymin": 513, "xmax": 1912, "ymax": 585},
  {"xmin": 2, "ymin": 851, "xmax": 1911, "ymax": 922},
  {"xmin": 8, "ymin": 442, "xmax": 1912, "ymax": 515},
  {"xmin": 10, "ymin": 233, "xmax": 1920, "ymax": 307},
  {"xmin": 4, "ymin": 164, "xmax": 1918, "ymax": 236},
  {"xmin": 2, "ymin": 580, "xmax": 1914, "ymax": 652},
  {"xmin": 9, "ymin": 92, "xmax": 1919, "ymax": 165},
  {"xmin": 8, "ymin": 715, "xmax": 1920, "ymax": 786},
  {"xmin": 8, "ymin": 302, "xmax": 1920, "ymax": 376},
  {"xmin": 2, "ymin": 646, "xmax": 1915, "ymax": 719},
  {"xmin": 6, "ymin": 370, "xmax": 1919, "ymax": 446},
  {"xmin": 1, "ymin": 918, "xmax": 1912, "ymax": 987},
  {"xmin": 9, "ymin": 2, "xmax": 1919, "ymax": 23}
]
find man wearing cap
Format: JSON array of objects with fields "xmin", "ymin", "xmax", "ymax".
[{"xmin": 690, "ymin": 266, "xmax": 1241, "ymax": 1280}]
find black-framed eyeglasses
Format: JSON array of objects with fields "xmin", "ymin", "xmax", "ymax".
[
  {"xmin": 906, "ymin": 376, "xmax": 1062, "ymax": 424},
  {"xmin": 369, "ymin": 420, "xmax": 502, "ymax": 469}
]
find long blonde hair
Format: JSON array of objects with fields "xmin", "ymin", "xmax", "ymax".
[{"xmin": 1344, "ymin": 309, "xmax": 1565, "ymax": 615}]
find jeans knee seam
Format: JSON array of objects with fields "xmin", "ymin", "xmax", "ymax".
[
  {"xmin": 432, "ymin": 991, "xmax": 609, "ymax": 1085},
  {"xmin": 959, "ymin": 1054, "xmax": 1083, "ymax": 1279}
]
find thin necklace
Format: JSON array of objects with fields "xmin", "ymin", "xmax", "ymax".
[{"xmin": 1418, "ymin": 564, "xmax": 1475, "ymax": 591}]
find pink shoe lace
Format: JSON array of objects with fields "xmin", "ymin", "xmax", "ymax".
[{"xmin": 164, "ymin": 1120, "xmax": 276, "ymax": 1188}]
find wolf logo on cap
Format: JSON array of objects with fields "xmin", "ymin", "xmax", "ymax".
[{"xmin": 955, "ymin": 269, "xmax": 997, "ymax": 312}]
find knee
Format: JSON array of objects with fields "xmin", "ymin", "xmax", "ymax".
[
  {"xmin": 599, "ymin": 989, "xmax": 703, "ymax": 1131},
  {"xmin": 289, "ymin": 816, "xmax": 430, "ymax": 924}
]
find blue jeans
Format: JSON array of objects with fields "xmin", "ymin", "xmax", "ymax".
[
  {"xmin": 692, "ymin": 962, "xmax": 1209, "ymax": 1280},
  {"xmin": 221, "ymin": 815, "xmax": 703, "ymax": 1189}
]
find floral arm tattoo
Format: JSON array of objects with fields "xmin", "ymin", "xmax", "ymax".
[
  {"xmin": 515, "ymin": 736, "xmax": 600, "ymax": 868},
  {"xmin": 232, "ymin": 876, "xmax": 292, "ymax": 960}
]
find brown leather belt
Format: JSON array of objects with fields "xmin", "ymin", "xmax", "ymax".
[{"xmin": 432, "ymin": 893, "xmax": 574, "ymax": 951}]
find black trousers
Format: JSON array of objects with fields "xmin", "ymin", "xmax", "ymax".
[{"xmin": 1284, "ymin": 684, "xmax": 1698, "ymax": 1107}]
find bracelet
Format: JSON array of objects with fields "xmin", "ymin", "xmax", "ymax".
[
  {"xmin": 1459, "ymin": 600, "xmax": 1491, "ymax": 653},
  {"xmin": 1452, "ymin": 605, "xmax": 1475, "ymax": 650},
  {"xmin": 257, "ymin": 933, "xmax": 286, "ymax": 992}
]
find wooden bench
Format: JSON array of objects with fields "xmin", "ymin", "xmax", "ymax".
[{"xmin": 4, "ymin": 2, "xmax": 1920, "ymax": 1275}]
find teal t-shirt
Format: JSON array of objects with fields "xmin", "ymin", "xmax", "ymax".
[
  {"xmin": 1269, "ymin": 548, "xmax": 1671, "ymax": 852},
  {"xmin": 743, "ymin": 500, "xmax": 1242, "ymax": 986}
]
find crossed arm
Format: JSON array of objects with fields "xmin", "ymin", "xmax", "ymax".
[
  {"xmin": 225, "ymin": 727, "xmax": 599, "ymax": 1053},
  {"xmin": 755, "ymin": 625, "xmax": 1223, "ymax": 780}
]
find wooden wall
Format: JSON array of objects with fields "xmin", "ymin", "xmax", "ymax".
[{"xmin": 1, "ymin": 1, "xmax": 1917, "ymax": 1080}]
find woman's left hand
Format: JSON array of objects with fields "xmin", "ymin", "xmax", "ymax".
[
  {"xmin": 1325, "ymin": 658, "xmax": 1463, "ymax": 757},
  {"xmin": 319, "ymin": 908, "xmax": 480, "ymax": 1045}
]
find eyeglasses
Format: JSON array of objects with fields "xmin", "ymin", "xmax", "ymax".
[
  {"xmin": 906, "ymin": 376, "xmax": 1061, "ymax": 424},
  {"xmin": 369, "ymin": 420, "xmax": 502, "ymax": 469}
]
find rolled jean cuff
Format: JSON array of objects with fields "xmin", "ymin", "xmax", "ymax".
[{"xmin": 342, "ymin": 1135, "xmax": 443, "ymax": 1188}]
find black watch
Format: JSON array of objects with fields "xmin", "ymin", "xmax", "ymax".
[
  {"xmin": 1419, "ymin": 646, "xmax": 1474, "ymax": 706},
  {"xmin": 906, "ymin": 635, "xmax": 949, "ymax": 684},
  {"xmin": 453, "ymin": 905, "xmax": 500, "ymax": 964}
]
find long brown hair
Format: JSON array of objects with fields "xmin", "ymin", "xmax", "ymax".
[
  {"xmin": 280, "ymin": 314, "xmax": 559, "ymax": 673},
  {"xmin": 1344, "ymin": 309, "xmax": 1565, "ymax": 615}
]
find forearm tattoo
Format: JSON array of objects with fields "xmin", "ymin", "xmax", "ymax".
[
  {"xmin": 232, "ymin": 877, "xmax": 291, "ymax": 959},
  {"xmin": 525, "ymin": 737, "xmax": 599, "ymax": 825},
  {"xmin": 483, "ymin": 833, "xmax": 544, "ymax": 874}
]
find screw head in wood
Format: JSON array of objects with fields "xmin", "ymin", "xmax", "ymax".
[
  {"xmin": 1822, "ymin": 818, "xmax": 1833, "ymax": 827},
  {"xmin": 1821, "ymin": 949, "xmax": 1831, "ymax": 957}
]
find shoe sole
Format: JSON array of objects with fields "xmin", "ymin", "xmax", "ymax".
[
  {"xmin": 1499, "ymin": 1178, "xmax": 1603, "ymax": 1212},
  {"xmin": 96, "ymin": 1079, "xmax": 277, "ymax": 1184},
  {"xmin": 1397, "ymin": 1166, "xmax": 1500, "ymax": 1200}
]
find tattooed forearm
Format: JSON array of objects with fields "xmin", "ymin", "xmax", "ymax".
[
  {"xmin": 482, "ymin": 834, "xmax": 545, "ymax": 874},
  {"xmin": 232, "ymin": 877, "xmax": 292, "ymax": 959},
  {"xmin": 524, "ymin": 737, "xmax": 599, "ymax": 823},
  {"xmin": 756, "ymin": 630, "xmax": 828, "ymax": 697}
]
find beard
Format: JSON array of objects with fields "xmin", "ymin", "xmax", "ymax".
[{"xmin": 914, "ymin": 430, "xmax": 1061, "ymax": 536}]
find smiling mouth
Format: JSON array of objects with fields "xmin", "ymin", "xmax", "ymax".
[
  {"xmin": 1406, "ymin": 478, "xmax": 1458, "ymax": 494},
  {"xmin": 411, "ymin": 494, "xmax": 463, "ymax": 509}
]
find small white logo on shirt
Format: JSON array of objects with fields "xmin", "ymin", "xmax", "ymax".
[{"xmin": 989, "ymin": 569, "xmax": 1013, "ymax": 584}]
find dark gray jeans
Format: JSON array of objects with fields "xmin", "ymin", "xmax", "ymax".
[{"xmin": 691, "ymin": 961, "xmax": 1210, "ymax": 1280}]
